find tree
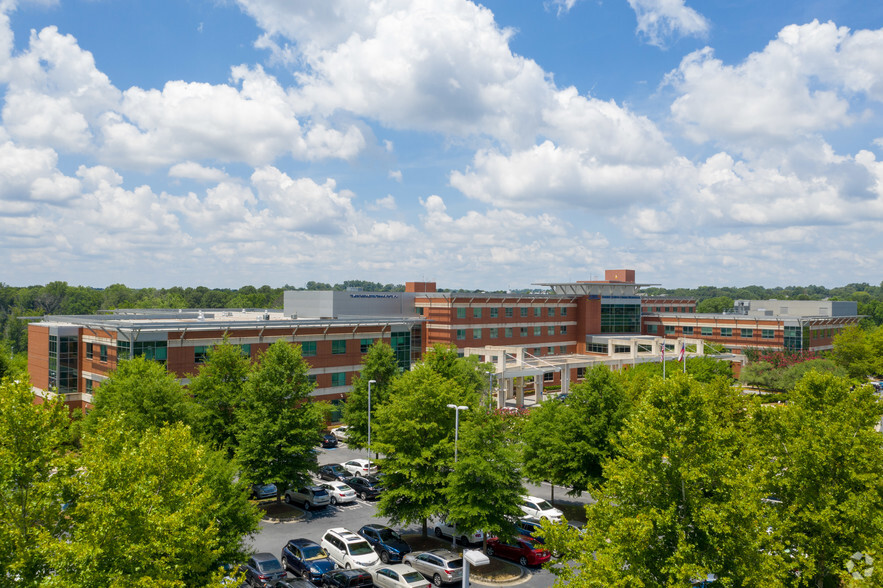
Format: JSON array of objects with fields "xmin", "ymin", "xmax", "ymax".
[
  {"xmin": 761, "ymin": 371, "xmax": 883, "ymax": 587},
  {"xmin": 521, "ymin": 398, "xmax": 572, "ymax": 503},
  {"xmin": 189, "ymin": 339, "xmax": 252, "ymax": 457},
  {"xmin": 343, "ymin": 341, "xmax": 400, "ymax": 451},
  {"xmin": 422, "ymin": 344, "xmax": 489, "ymax": 397},
  {"xmin": 83, "ymin": 355, "xmax": 194, "ymax": 435},
  {"xmin": 696, "ymin": 296, "xmax": 734, "ymax": 313},
  {"xmin": 0, "ymin": 378, "xmax": 70, "ymax": 587},
  {"xmin": 542, "ymin": 374, "xmax": 780, "ymax": 586},
  {"xmin": 234, "ymin": 340, "xmax": 324, "ymax": 502},
  {"xmin": 47, "ymin": 417, "xmax": 259, "ymax": 588},
  {"xmin": 374, "ymin": 360, "xmax": 480, "ymax": 536},
  {"xmin": 831, "ymin": 325, "xmax": 876, "ymax": 379},
  {"xmin": 444, "ymin": 408, "xmax": 525, "ymax": 552}
]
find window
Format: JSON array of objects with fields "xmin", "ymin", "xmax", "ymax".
[
  {"xmin": 664, "ymin": 325, "xmax": 675, "ymax": 335},
  {"xmin": 505, "ymin": 307, "xmax": 514, "ymax": 318},
  {"xmin": 761, "ymin": 329, "xmax": 774, "ymax": 339},
  {"xmin": 647, "ymin": 324, "xmax": 658, "ymax": 334},
  {"xmin": 547, "ymin": 346, "xmax": 554, "ymax": 354},
  {"xmin": 239, "ymin": 344, "xmax": 250, "ymax": 357},
  {"xmin": 561, "ymin": 307, "xmax": 567, "ymax": 316},
  {"xmin": 302, "ymin": 341, "xmax": 317, "ymax": 357},
  {"xmin": 701, "ymin": 327, "xmax": 713, "ymax": 336},
  {"xmin": 543, "ymin": 372, "xmax": 554, "ymax": 381},
  {"xmin": 504, "ymin": 328, "xmax": 513, "ymax": 338},
  {"xmin": 576, "ymin": 367, "xmax": 585, "ymax": 378},
  {"xmin": 332, "ymin": 340, "xmax": 347, "ymax": 355},
  {"xmin": 86, "ymin": 343, "xmax": 93, "ymax": 359},
  {"xmin": 548, "ymin": 308, "xmax": 556, "ymax": 317},
  {"xmin": 490, "ymin": 308, "xmax": 499, "ymax": 318},
  {"xmin": 683, "ymin": 326, "xmax": 694, "ymax": 335},
  {"xmin": 85, "ymin": 379, "xmax": 93, "ymax": 393},
  {"xmin": 194, "ymin": 346, "xmax": 209, "ymax": 364},
  {"xmin": 456, "ymin": 308, "xmax": 466, "ymax": 319},
  {"xmin": 560, "ymin": 326, "xmax": 567, "ymax": 335},
  {"xmin": 100, "ymin": 345, "xmax": 107, "ymax": 362},
  {"xmin": 740, "ymin": 328, "xmax": 754, "ymax": 338},
  {"xmin": 547, "ymin": 326, "xmax": 555, "ymax": 336},
  {"xmin": 560, "ymin": 345, "xmax": 567, "ymax": 353},
  {"xmin": 720, "ymin": 328, "xmax": 733, "ymax": 337},
  {"xmin": 533, "ymin": 326, "xmax": 541, "ymax": 336},
  {"xmin": 520, "ymin": 307, "xmax": 528, "ymax": 317},
  {"xmin": 331, "ymin": 372, "xmax": 346, "ymax": 387},
  {"xmin": 473, "ymin": 308, "xmax": 482, "ymax": 318},
  {"xmin": 360, "ymin": 339, "xmax": 374, "ymax": 353},
  {"xmin": 601, "ymin": 302, "xmax": 641, "ymax": 334},
  {"xmin": 472, "ymin": 329, "xmax": 481, "ymax": 339},
  {"xmin": 307, "ymin": 374, "xmax": 317, "ymax": 385},
  {"xmin": 456, "ymin": 329, "xmax": 466, "ymax": 340},
  {"xmin": 520, "ymin": 327, "xmax": 528, "ymax": 337},
  {"xmin": 534, "ymin": 308, "xmax": 541, "ymax": 317},
  {"xmin": 415, "ymin": 307, "xmax": 423, "ymax": 315},
  {"xmin": 489, "ymin": 328, "xmax": 498, "ymax": 339}
]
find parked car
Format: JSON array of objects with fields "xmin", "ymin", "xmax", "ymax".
[
  {"xmin": 278, "ymin": 581, "xmax": 318, "ymax": 588},
  {"xmin": 343, "ymin": 459, "xmax": 377, "ymax": 477},
  {"xmin": 358, "ymin": 524, "xmax": 412, "ymax": 563},
  {"xmin": 344, "ymin": 475, "xmax": 383, "ymax": 500},
  {"xmin": 371, "ymin": 564, "xmax": 431, "ymax": 588},
  {"xmin": 241, "ymin": 552, "xmax": 287, "ymax": 587},
  {"xmin": 320, "ymin": 527, "xmax": 381, "ymax": 569},
  {"xmin": 519, "ymin": 496, "xmax": 563, "ymax": 522},
  {"xmin": 281, "ymin": 538, "xmax": 336, "ymax": 583},
  {"xmin": 333, "ymin": 426, "xmax": 350, "ymax": 441},
  {"xmin": 250, "ymin": 483, "xmax": 278, "ymax": 500},
  {"xmin": 432, "ymin": 519, "xmax": 484, "ymax": 545},
  {"xmin": 320, "ymin": 569, "xmax": 373, "ymax": 588},
  {"xmin": 284, "ymin": 485, "xmax": 331, "ymax": 510},
  {"xmin": 317, "ymin": 463, "xmax": 351, "ymax": 482},
  {"xmin": 318, "ymin": 481, "xmax": 357, "ymax": 505},
  {"xmin": 486, "ymin": 536, "xmax": 551, "ymax": 567},
  {"xmin": 513, "ymin": 518, "xmax": 544, "ymax": 541},
  {"xmin": 403, "ymin": 550, "xmax": 463, "ymax": 586},
  {"xmin": 321, "ymin": 433, "xmax": 338, "ymax": 448}
]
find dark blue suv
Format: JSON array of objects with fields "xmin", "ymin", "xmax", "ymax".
[
  {"xmin": 281, "ymin": 538, "xmax": 336, "ymax": 583},
  {"xmin": 357, "ymin": 524, "xmax": 412, "ymax": 564}
]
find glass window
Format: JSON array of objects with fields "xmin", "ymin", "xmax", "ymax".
[
  {"xmin": 472, "ymin": 328, "xmax": 481, "ymax": 339},
  {"xmin": 547, "ymin": 346, "xmax": 554, "ymax": 354},
  {"xmin": 505, "ymin": 307, "xmax": 514, "ymax": 318},
  {"xmin": 544, "ymin": 372, "xmax": 554, "ymax": 381},
  {"xmin": 600, "ymin": 302, "xmax": 641, "ymax": 334},
  {"xmin": 561, "ymin": 307, "xmax": 567, "ymax": 316},
  {"xmin": 85, "ymin": 379, "xmax": 93, "ymax": 393},
  {"xmin": 490, "ymin": 308, "xmax": 499, "ymax": 318},
  {"xmin": 701, "ymin": 327, "xmax": 713, "ymax": 336},
  {"xmin": 415, "ymin": 307, "xmax": 423, "ymax": 315},
  {"xmin": 534, "ymin": 307, "xmax": 541, "ymax": 317},
  {"xmin": 740, "ymin": 328, "xmax": 754, "ymax": 338},
  {"xmin": 360, "ymin": 339, "xmax": 374, "ymax": 353},
  {"xmin": 302, "ymin": 341, "xmax": 317, "ymax": 357},
  {"xmin": 647, "ymin": 324, "xmax": 658, "ymax": 334},
  {"xmin": 561, "ymin": 326, "xmax": 567, "ymax": 335},
  {"xmin": 576, "ymin": 367, "xmax": 585, "ymax": 378},
  {"xmin": 560, "ymin": 345, "xmax": 567, "ymax": 353},
  {"xmin": 473, "ymin": 308, "xmax": 482, "ymax": 318},
  {"xmin": 520, "ymin": 307, "xmax": 528, "ymax": 317},
  {"xmin": 194, "ymin": 345, "xmax": 209, "ymax": 364},
  {"xmin": 456, "ymin": 308, "xmax": 466, "ymax": 319},
  {"xmin": 548, "ymin": 308, "xmax": 556, "ymax": 317},
  {"xmin": 761, "ymin": 329, "xmax": 774, "ymax": 339},
  {"xmin": 547, "ymin": 326, "xmax": 555, "ymax": 336},
  {"xmin": 307, "ymin": 374, "xmax": 317, "ymax": 385},
  {"xmin": 456, "ymin": 329, "xmax": 466, "ymax": 340},
  {"xmin": 533, "ymin": 326, "xmax": 541, "ymax": 336},
  {"xmin": 504, "ymin": 328, "xmax": 513, "ymax": 338},
  {"xmin": 332, "ymin": 340, "xmax": 347, "ymax": 354},
  {"xmin": 682, "ymin": 326, "xmax": 694, "ymax": 335},
  {"xmin": 520, "ymin": 327, "xmax": 528, "ymax": 337},
  {"xmin": 720, "ymin": 328, "xmax": 733, "ymax": 337},
  {"xmin": 86, "ymin": 343, "xmax": 93, "ymax": 359},
  {"xmin": 331, "ymin": 372, "xmax": 346, "ymax": 387},
  {"xmin": 664, "ymin": 325, "xmax": 675, "ymax": 335},
  {"xmin": 100, "ymin": 345, "xmax": 107, "ymax": 362},
  {"xmin": 489, "ymin": 328, "xmax": 498, "ymax": 339}
]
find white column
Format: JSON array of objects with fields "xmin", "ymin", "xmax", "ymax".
[{"xmin": 516, "ymin": 377, "xmax": 524, "ymax": 407}]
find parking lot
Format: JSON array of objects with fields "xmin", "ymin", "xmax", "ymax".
[{"xmin": 246, "ymin": 442, "xmax": 592, "ymax": 587}]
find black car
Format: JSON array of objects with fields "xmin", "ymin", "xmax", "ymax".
[
  {"xmin": 281, "ymin": 538, "xmax": 336, "ymax": 583},
  {"xmin": 241, "ymin": 552, "xmax": 287, "ymax": 587},
  {"xmin": 358, "ymin": 523, "xmax": 412, "ymax": 564},
  {"xmin": 321, "ymin": 569, "xmax": 373, "ymax": 588},
  {"xmin": 344, "ymin": 475, "xmax": 383, "ymax": 500},
  {"xmin": 317, "ymin": 463, "xmax": 351, "ymax": 482},
  {"xmin": 321, "ymin": 433, "xmax": 338, "ymax": 448}
]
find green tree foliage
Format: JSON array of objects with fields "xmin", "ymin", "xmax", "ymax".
[
  {"xmin": 695, "ymin": 296, "xmax": 734, "ymax": 313},
  {"xmin": 48, "ymin": 417, "xmax": 259, "ymax": 588},
  {"xmin": 832, "ymin": 325, "xmax": 878, "ymax": 378},
  {"xmin": 760, "ymin": 371, "xmax": 883, "ymax": 587},
  {"xmin": 374, "ymin": 355, "xmax": 481, "ymax": 536},
  {"xmin": 543, "ymin": 375, "xmax": 778, "ymax": 586},
  {"xmin": 421, "ymin": 344, "xmax": 489, "ymax": 396},
  {"xmin": 523, "ymin": 366, "xmax": 632, "ymax": 495},
  {"xmin": 189, "ymin": 339, "xmax": 252, "ymax": 457},
  {"xmin": 0, "ymin": 378, "xmax": 70, "ymax": 587},
  {"xmin": 234, "ymin": 340, "xmax": 324, "ymax": 501},
  {"xmin": 343, "ymin": 341, "xmax": 400, "ymax": 451},
  {"xmin": 83, "ymin": 356, "xmax": 194, "ymax": 435},
  {"xmin": 444, "ymin": 409, "xmax": 525, "ymax": 552}
]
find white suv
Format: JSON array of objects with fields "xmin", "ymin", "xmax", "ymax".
[
  {"xmin": 321, "ymin": 527, "xmax": 380, "ymax": 569},
  {"xmin": 519, "ymin": 496, "xmax": 563, "ymax": 522},
  {"xmin": 432, "ymin": 519, "xmax": 484, "ymax": 545}
]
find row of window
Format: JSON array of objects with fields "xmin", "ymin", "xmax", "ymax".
[
  {"xmin": 647, "ymin": 324, "xmax": 776, "ymax": 339},
  {"xmin": 456, "ymin": 325, "xmax": 568, "ymax": 340},
  {"xmin": 301, "ymin": 338, "xmax": 376, "ymax": 357},
  {"xmin": 85, "ymin": 343, "xmax": 109, "ymax": 362},
  {"xmin": 648, "ymin": 306, "xmax": 693, "ymax": 313},
  {"xmin": 454, "ymin": 306, "xmax": 568, "ymax": 319}
]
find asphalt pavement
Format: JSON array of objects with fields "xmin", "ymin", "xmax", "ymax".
[{"xmin": 246, "ymin": 442, "xmax": 593, "ymax": 588}]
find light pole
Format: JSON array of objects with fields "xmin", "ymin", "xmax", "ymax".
[
  {"xmin": 367, "ymin": 379, "xmax": 376, "ymax": 472},
  {"xmin": 446, "ymin": 404, "xmax": 469, "ymax": 463}
]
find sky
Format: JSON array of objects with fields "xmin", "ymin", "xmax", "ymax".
[{"xmin": 2, "ymin": 0, "xmax": 883, "ymax": 291}]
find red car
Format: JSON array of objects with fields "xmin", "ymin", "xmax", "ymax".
[{"xmin": 486, "ymin": 536, "xmax": 551, "ymax": 567}]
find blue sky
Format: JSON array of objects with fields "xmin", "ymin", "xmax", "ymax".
[{"xmin": 2, "ymin": 0, "xmax": 883, "ymax": 291}]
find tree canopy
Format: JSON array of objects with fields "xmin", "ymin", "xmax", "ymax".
[{"xmin": 343, "ymin": 341, "xmax": 400, "ymax": 451}]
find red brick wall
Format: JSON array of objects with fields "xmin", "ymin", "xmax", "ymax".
[{"xmin": 27, "ymin": 325, "xmax": 50, "ymax": 390}]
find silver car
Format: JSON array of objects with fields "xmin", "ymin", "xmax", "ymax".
[
  {"xmin": 403, "ymin": 549, "xmax": 463, "ymax": 586},
  {"xmin": 283, "ymin": 485, "xmax": 331, "ymax": 510}
]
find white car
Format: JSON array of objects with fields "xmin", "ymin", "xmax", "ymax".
[
  {"xmin": 318, "ymin": 481, "xmax": 357, "ymax": 505},
  {"xmin": 343, "ymin": 459, "xmax": 377, "ymax": 477},
  {"xmin": 333, "ymin": 425, "xmax": 350, "ymax": 441},
  {"xmin": 320, "ymin": 527, "xmax": 380, "ymax": 569},
  {"xmin": 519, "ymin": 496, "xmax": 563, "ymax": 522},
  {"xmin": 372, "ymin": 564, "xmax": 431, "ymax": 588},
  {"xmin": 432, "ymin": 519, "xmax": 484, "ymax": 545}
]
